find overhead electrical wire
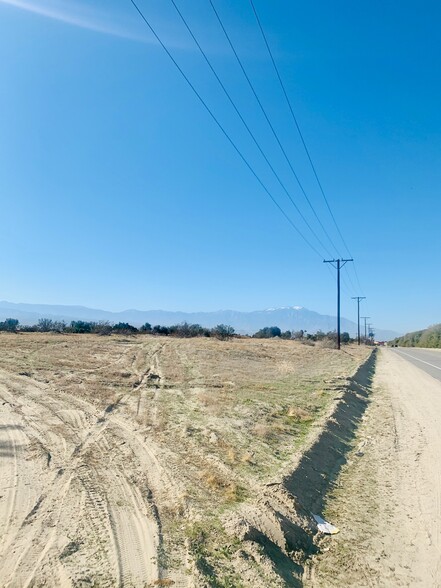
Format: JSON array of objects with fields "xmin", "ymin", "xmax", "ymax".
[
  {"xmin": 210, "ymin": 0, "xmax": 363, "ymax": 299},
  {"xmin": 129, "ymin": 0, "xmax": 364, "ymax": 310},
  {"xmin": 128, "ymin": 0, "xmax": 324, "ymax": 258},
  {"xmin": 208, "ymin": 0, "xmax": 342, "ymax": 260},
  {"xmin": 168, "ymin": 0, "xmax": 334, "ymax": 258},
  {"xmin": 248, "ymin": 0, "xmax": 365, "ymax": 296}
]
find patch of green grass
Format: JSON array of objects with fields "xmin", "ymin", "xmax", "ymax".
[{"xmin": 185, "ymin": 522, "xmax": 245, "ymax": 588}]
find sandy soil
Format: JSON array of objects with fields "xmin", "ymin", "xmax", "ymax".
[
  {"xmin": 307, "ymin": 348, "xmax": 441, "ymax": 587},
  {"xmin": 0, "ymin": 333, "xmax": 370, "ymax": 587},
  {"xmin": 0, "ymin": 364, "xmax": 162, "ymax": 587}
]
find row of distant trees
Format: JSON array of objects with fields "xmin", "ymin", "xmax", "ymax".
[
  {"xmin": 0, "ymin": 318, "xmax": 236, "ymax": 340},
  {"xmin": 252, "ymin": 326, "xmax": 351, "ymax": 343},
  {"xmin": 0, "ymin": 318, "xmax": 352, "ymax": 343}
]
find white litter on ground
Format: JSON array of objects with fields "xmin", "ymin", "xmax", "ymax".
[{"xmin": 312, "ymin": 514, "xmax": 340, "ymax": 535}]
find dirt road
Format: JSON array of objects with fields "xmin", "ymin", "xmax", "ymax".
[{"xmin": 308, "ymin": 348, "xmax": 441, "ymax": 587}]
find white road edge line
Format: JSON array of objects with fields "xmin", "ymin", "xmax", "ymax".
[{"xmin": 393, "ymin": 349, "xmax": 441, "ymax": 372}]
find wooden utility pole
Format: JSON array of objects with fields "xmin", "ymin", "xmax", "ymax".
[
  {"xmin": 352, "ymin": 296, "xmax": 366, "ymax": 345},
  {"xmin": 324, "ymin": 258, "xmax": 353, "ymax": 349},
  {"xmin": 361, "ymin": 316, "xmax": 370, "ymax": 342}
]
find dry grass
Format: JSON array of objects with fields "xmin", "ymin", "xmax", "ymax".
[
  {"xmin": 252, "ymin": 423, "xmax": 273, "ymax": 439},
  {"xmin": 0, "ymin": 332, "xmax": 370, "ymax": 581},
  {"xmin": 0, "ymin": 333, "xmax": 369, "ymax": 491},
  {"xmin": 200, "ymin": 468, "xmax": 245, "ymax": 503},
  {"xmin": 287, "ymin": 406, "xmax": 313, "ymax": 421}
]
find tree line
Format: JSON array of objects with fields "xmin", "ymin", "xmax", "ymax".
[
  {"xmin": 0, "ymin": 318, "xmax": 352, "ymax": 343},
  {"xmin": 390, "ymin": 324, "xmax": 441, "ymax": 349},
  {"xmin": 252, "ymin": 326, "xmax": 351, "ymax": 343},
  {"xmin": 0, "ymin": 318, "xmax": 235, "ymax": 340}
]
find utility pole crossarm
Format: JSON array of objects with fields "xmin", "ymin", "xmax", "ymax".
[{"xmin": 323, "ymin": 258, "xmax": 354, "ymax": 265}]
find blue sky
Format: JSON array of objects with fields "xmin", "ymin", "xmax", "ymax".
[{"xmin": 1, "ymin": 0, "xmax": 440, "ymax": 334}]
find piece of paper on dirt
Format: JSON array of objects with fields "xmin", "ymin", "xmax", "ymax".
[{"xmin": 312, "ymin": 514, "xmax": 340, "ymax": 535}]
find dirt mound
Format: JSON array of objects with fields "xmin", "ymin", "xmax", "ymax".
[{"xmin": 220, "ymin": 351, "xmax": 376, "ymax": 586}]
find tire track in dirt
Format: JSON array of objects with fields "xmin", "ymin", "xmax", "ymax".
[
  {"xmin": 0, "ymin": 415, "xmax": 21, "ymax": 555},
  {"xmin": 0, "ymin": 367, "xmax": 164, "ymax": 587},
  {"xmin": 128, "ymin": 341, "xmax": 166, "ymax": 425},
  {"xmin": 107, "ymin": 473, "xmax": 158, "ymax": 586},
  {"xmin": 0, "ymin": 439, "xmax": 74, "ymax": 586},
  {"xmin": 0, "ymin": 394, "xmax": 48, "ymax": 570}
]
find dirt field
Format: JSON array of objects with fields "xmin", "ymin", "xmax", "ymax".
[
  {"xmin": 0, "ymin": 333, "xmax": 370, "ymax": 587},
  {"xmin": 306, "ymin": 348, "xmax": 441, "ymax": 587}
]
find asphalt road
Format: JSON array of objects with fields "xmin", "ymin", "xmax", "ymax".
[{"xmin": 389, "ymin": 347, "xmax": 441, "ymax": 383}]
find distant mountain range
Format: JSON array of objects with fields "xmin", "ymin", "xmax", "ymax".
[{"xmin": 0, "ymin": 301, "xmax": 399, "ymax": 341}]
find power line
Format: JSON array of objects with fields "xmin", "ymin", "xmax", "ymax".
[
  {"xmin": 208, "ymin": 0, "xmax": 341, "ymax": 259},
  {"xmin": 128, "ymin": 0, "xmax": 323, "ymax": 257},
  {"xmin": 168, "ymin": 0, "xmax": 333, "ymax": 258},
  {"xmin": 248, "ymin": 0, "xmax": 366, "ymax": 297},
  {"xmin": 344, "ymin": 269, "xmax": 359, "ymax": 297},
  {"xmin": 341, "ymin": 275, "xmax": 355, "ymax": 297},
  {"xmin": 248, "ymin": 0, "xmax": 350, "ymax": 256},
  {"xmin": 351, "ymin": 263, "xmax": 365, "ymax": 297}
]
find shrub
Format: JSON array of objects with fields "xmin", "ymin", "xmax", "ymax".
[
  {"xmin": 341, "ymin": 331, "xmax": 351, "ymax": 344},
  {"xmin": 292, "ymin": 330, "xmax": 304, "ymax": 340},
  {"xmin": 153, "ymin": 325, "xmax": 169, "ymax": 336},
  {"xmin": 211, "ymin": 324, "xmax": 235, "ymax": 340},
  {"xmin": 37, "ymin": 318, "xmax": 54, "ymax": 332},
  {"xmin": 0, "ymin": 318, "xmax": 19, "ymax": 332},
  {"xmin": 68, "ymin": 321, "xmax": 93, "ymax": 334},
  {"xmin": 168, "ymin": 322, "xmax": 205, "ymax": 338},
  {"xmin": 253, "ymin": 326, "xmax": 281, "ymax": 339},
  {"xmin": 19, "ymin": 325, "xmax": 38, "ymax": 332},
  {"xmin": 112, "ymin": 322, "xmax": 138, "ymax": 334},
  {"xmin": 32, "ymin": 318, "xmax": 66, "ymax": 333},
  {"xmin": 92, "ymin": 321, "xmax": 112, "ymax": 336}
]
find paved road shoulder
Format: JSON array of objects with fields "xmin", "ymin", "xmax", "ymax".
[{"xmin": 391, "ymin": 347, "xmax": 441, "ymax": 383}]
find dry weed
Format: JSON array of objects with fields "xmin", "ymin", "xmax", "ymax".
[
  {"xmin": 196, "ymin": 390, "xmax": 227, "ymax": 416},
  {"xmin": 223, "ymin": 482, "xmax": 244, "ymax": 503},
  {"xmin": 241, "ymin": 452, "xmax": 254, "ymax": 465},
  {"xmin": 287, "ymin": 407, "xmax": 313, "ymax": 422},
  {"xmin": 252, "ymin": 423, "xmax": 272, "ymax": 439},
  {"xmin": 153, "ymin": 415, "xmax": 168, "ymax": 435},
  {"xmin": 226, "ymin": 447, "xmax": 237, "ymax": 463},
  {"xmin": 200, "ymin": 469, "xmax": 244, "ymax": 502},
  {"xmin": 135, "ymin": 413, "xmax": 153, "ymax": 428},
  {"xmin": 277, "ymin": 360, "xmax": 296, "ymax": 374},
  {"xmin": 161, "ymin": 499, "xmax": 187, "ymax": 518},
  {"xmin": 202, "ymin": 470, "xmax": 225, "ymax": 492}
]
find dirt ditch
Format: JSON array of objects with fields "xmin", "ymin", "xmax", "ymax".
[{"xmin": 198, "ymin": 351, "xmax": 377, "ymax": 586}]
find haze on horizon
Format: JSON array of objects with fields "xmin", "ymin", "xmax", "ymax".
[{"xmin": 1, "ymin": 0, "xmax": 440, "ymax": 334}]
